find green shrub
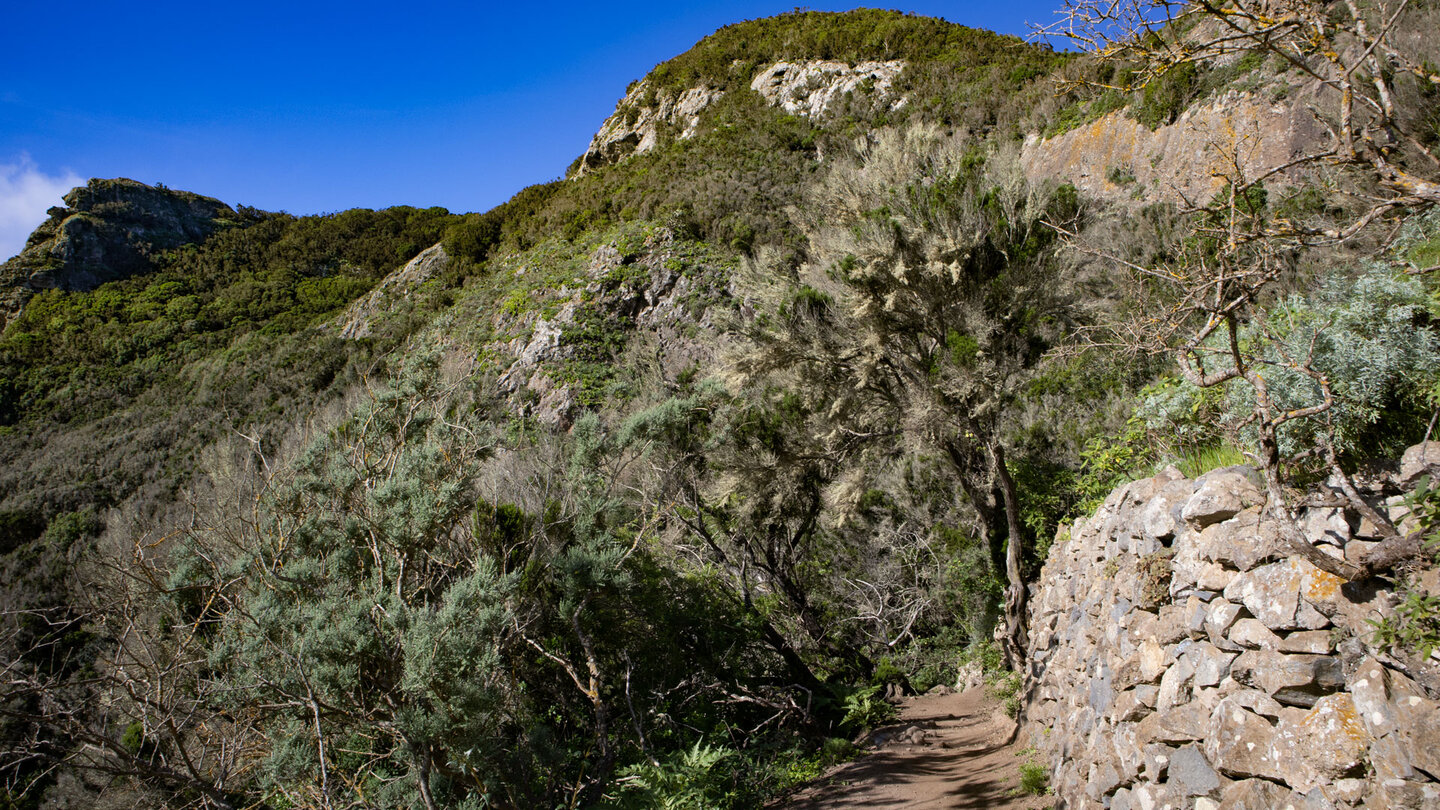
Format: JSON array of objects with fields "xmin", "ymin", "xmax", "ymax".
[
  {"xmin": 617, "ymin": 743, "xmax": 737, "ymax": 810},
  {"xmin": 1372, "ymin": 588, "xmax": 1440, "ymax": 660},
  {"xmin": 1132, "ymin": 62, "xmax": 1197, "ymax": 129},
  {"xmin": 988, "ymin": 669, "xmax": 1023, "ymax": 718},
  {"xmin": 1370, "ymin": 475, "xmax": 1440, "ymax": 659},
  {"xmin": 840, "ymin": 684, "xmax": 897, "ymax": 733},
  {"xmin": 1018, "ymin": 761, "xmax": 1050, "ymax": 795}
]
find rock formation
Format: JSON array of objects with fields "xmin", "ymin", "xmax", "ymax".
[
  {"xmin": 578, "ymin": 80, "xmax": 725, "ymax": 173},
  {"xmin": 336, "ymin": 243, "xmax": 450, "ymax": 339},
  {"xmin": 577, "ymin": 59, "xmax": 907, "ymax": 174},
  {"xmin": 479, "ymin": 227, "xmax": 731, "ymax": 428},
  {"xmin": 0, "ymin": 178, "xmax": 236, "ymax": 327},
  {"xmin": 748, "ymin": 59, "xmax": 905, "ymax": 119},
  {"xmin": 1021, "ymin": 89, "xmax": 1327, "ymax": 205}
]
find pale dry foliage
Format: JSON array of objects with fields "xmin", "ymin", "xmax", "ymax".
[{"xmin": 734, "ymin": 124, "xmax": 1081, "ymax": 669}]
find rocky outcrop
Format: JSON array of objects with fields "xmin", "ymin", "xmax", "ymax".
[
  {"xmin": 335, "ymin": 243, "xmax": 449, "ymax": 339},
  {"xmin": 5, "ymin": 178, "xmax": 235, "ymax": 291},
  {"xmin": 748, "ymin": 59, "xmax": 905, "ymax": 119},
  {"xmin": 1021, "ymin": 89, "xmax": 1327, "ymax": 205},
  {"xmin": 484, "ymin": 227, "xmax": 733, "ymax": 428},
  {"xmin": 0, "ymin": 178, "xmax": 236, "ymax": 328},
  {"xmin": 578, "ymin": 80, "xmax": 725, "ymax": 173},
  {"xmin": 1023, "ymin": 457, "xmax": 1440, "ymax": 808},
  {"xmin": 578, "ymin": 59, "xmax": 907, "ymax": 174}
]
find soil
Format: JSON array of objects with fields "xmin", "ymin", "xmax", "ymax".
[{"xmin": 780, "ymin": 686, "xmax": 1053, "ymax": 810}]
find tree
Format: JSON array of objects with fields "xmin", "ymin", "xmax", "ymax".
[
  {"xmin": 617, "ymin": 383, "xmax": 866, "ymax": 708},
  {"xmin": 736, "ymin": 126, "xmax": 1083, "ymax": 669},
  {"xmin": 1037, "ymin": 0, "xmax": 1440, "ymax": 581}
]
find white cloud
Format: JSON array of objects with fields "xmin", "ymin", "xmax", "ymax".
[{"xmin": 0, "ymin": 155, "xmax": 84, "ymax": 262}]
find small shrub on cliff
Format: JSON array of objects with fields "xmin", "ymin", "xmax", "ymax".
[
  {"xmin": 1371, "ymin": 475, "xmax": 1440, "ymax": 659},
  {"xmin": 1372, "ymin": 588, "xmax": 1440, "ymax": 660}
]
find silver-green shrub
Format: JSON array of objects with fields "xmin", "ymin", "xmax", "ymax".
[{"xmin": 1136, "ymin": 264, "xmax": 1439, "ymax": 462}]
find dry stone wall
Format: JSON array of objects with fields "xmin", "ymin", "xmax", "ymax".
[{"xmin": 1023, "ymin": 452, "xmax": 1440, "ymax": 808}]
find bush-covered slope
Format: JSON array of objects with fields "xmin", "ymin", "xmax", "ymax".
[{"xmin": 2, "ymin": 5, "xmax": 1439, "ymax": 809}]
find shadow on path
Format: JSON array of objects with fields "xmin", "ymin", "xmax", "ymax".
[{"xmin": 781, "ymin": 688, "xmax": 1049, "ymax": 810}]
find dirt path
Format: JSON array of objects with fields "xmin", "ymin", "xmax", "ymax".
[{"xmin": 780, "ymin": 687, "xmax": 1051, "ymax": 810}]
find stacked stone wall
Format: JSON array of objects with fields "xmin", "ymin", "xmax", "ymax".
[{"xmin": 1023, "ymin": 449, "xmax": 1440, "ymax": 808}]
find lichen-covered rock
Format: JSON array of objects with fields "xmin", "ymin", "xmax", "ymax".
[
  {"xmin": 1395, "ymin": 690, "xmax": 1440, "ymax": 780},
  {"xmin": 1281, "ymin": 694, "xmax": 1370, "ymax": 784},
  {"xmin": 1205, "ymin": 698, "xmax": 1286, "ymax": 781},
  {"xmin": 1223, "ymin": 558, "xmax": 1345, "ymax": 631},
  {"xmin": 1021, "ymin": 446, "xmax": 1440, "ymax": 808},
  {"xmin": 1193, "ymin": 507, "xmax": 1274, "ymax": 572},
  {"xmin": 1141, "ymin": 476, "xmax": 1195, "ymax": 541},
  {"xmin": 1187, "ymin": 641, "xmax": 1237, "ymax": 688},
  {"xmin": 1230, "ymin": 650, "xmax": 1345, "ymax": 707},
  {"xmin": 1303, "ymin": 502, "xmax": 1351, "ymax": 547},
  {"xmin": 1278, "ymin": 630, "xmax": 1334, "ymax": 655},
  {"xmin": 748, "ymin": 59, "xmax": 905, "ymax": 119},
  {"xmin": 1137, "ymin": 700, "xmax": 1212, "ymax": 746},
  {"xmin": 1020, "ymin": 89, "xmax": 1327, "ymax": 206},
  {"xmin": 1169, "ymin": 744, "xmax": 1222, "ymax": 796},
  {"xmin": 1182, "ymin": 468, "xmax": 1264, "ymax": 527},
  {"xmin": 1219, "ymin": 778, "xmax": 1289, "ymax": 808},
  {"xmin": 1216, "ymin": 685, "xmax": 1284, "ymax": 721},
  {"xmin": 1399, "ymin": 442, "xmax": 1440, "ymax": 488}
]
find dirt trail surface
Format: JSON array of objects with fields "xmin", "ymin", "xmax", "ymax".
[{"xmin": 781, "ymin": 687, "xmax": 1051, "ymax": 810}]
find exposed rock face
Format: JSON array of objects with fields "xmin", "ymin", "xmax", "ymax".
[
  {"xmin": 578, "ymin": 80, "xmax": 725, "ymax": 173},
  {"xmin": 484, "ymin": 227, "xmax": 733, "ymax": 428},
  {"xmin": 6, "ymin": 178, "xmax": 234, "ymax": 291},
  {"xmin": 1024, "ymin": 453, "xmax": 1440, "ymax": 808},
  {"xmin": 748, "ymin": 59, "xmax": 905, "ymax": 119},
  {"xmin": 1020, "ymin": 89, "xmax": 1327, "ymax": 204},
  {"xmin": 577, "ymin": 59, "xmax": 906, "ymax": 174},
  {"xmin": 1, "ymin": 178, "xmax": 236, "ymax": 328},
  {"xmin": 336, "ymin": 243, "xmax": 450, "ymax": 339}
]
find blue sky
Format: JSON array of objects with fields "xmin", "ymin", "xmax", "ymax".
[{"xmin": 0, "ymin": 1, "xmax": 1072, "ymax": 260}]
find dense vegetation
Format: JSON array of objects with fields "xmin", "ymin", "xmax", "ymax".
[{"xmin": 2, "ymin": 6, "xmax": 1439, "ymax": 809}]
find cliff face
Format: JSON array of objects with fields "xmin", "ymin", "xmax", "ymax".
[
  {"xmin": 577, "ymin": 80, "xmax": 727, "ymax": 173},
  {"xmin": 1023, "ymin": 450, "xmax": 1440, "ymax": 808},
  {"xmin": 747, "ymin": 59, "xmax": 905, "ymax": 119},
  {"xmin": 1021, "ymin": 88, "xmax": 1327, "ymax": 205},
  {"xmin": 0, "ymin": 178, "xmax": 236, "ymax": 325},
  {"xmin": 577, "ymin": 58, "xmax": 908, "ymax": 174}
]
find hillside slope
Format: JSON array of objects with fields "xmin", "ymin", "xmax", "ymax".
[{"xmin": 1, "ymin": 6, "xmax": 1438, "ymax": 809}]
